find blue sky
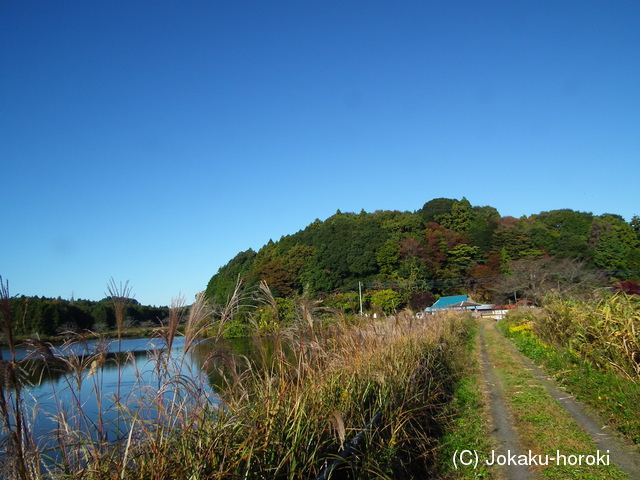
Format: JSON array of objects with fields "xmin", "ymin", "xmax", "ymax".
[{"xmin": 2, "ymin": 1, "xmax": 639, "ymax": 306}]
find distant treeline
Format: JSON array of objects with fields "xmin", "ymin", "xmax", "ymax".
[
  {"xmin": 205, "ymin": 197, "xmax": 640, "ymax": 308},
  {"xmin": 4, "ymin": 295, "xmax": 169, "ymax": 338}
]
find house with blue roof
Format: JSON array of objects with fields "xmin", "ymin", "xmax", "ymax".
[{"xmin": 424, "ymin": 295, "xmax": 481, "ymax": 313}]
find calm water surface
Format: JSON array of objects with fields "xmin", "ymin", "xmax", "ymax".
[{"xmin": 2, "ymin": 335, "xmax": 261, "ymax": 450}]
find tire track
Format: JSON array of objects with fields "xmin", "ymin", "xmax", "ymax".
[{"xmin": 478, "ymin": 320, "xmax": 533, "ymax": 480}]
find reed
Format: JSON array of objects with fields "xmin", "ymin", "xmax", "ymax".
[
  {"xmin": 0, "ymin": 276, "xmax": 39, "ymax": 480},
  {"xmin": 188, "ymin": 308, "xmax": 472, "ymax": 478},
  {"xmin": 1, "ymin": 276, "xmax": 472, "ymax": 479},
  {"xmin": 105, "ymin": 279, "xmax": 133, "ymax": 346},
  {"xmin": 510, "ymin": 293, "xmax": 640, "ymax": 381},
  {"xmin": 501, "ymin": 293, "xmax": 640, "ymax": 443}
]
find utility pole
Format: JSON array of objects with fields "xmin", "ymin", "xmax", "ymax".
[{"xmin": 359, "ymin": 282, "xmax": 363, "ymax": 315}]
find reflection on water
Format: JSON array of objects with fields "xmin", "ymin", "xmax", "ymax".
[
  {"xmin": 2, "ymin": 333, "xmax": 290, "ymax": 464},
  {"xmin": 3, "ymin": 337, "xmax": 223, "ymax": 453},
  {"xmin": 2, "ymin": 336, "xmax": 181, "ymax": 362}
]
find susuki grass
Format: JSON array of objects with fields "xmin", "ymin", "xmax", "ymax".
[
  {"xmin": 185, "ymin": 306, "xmax": 472, "ymax": 479},
  {"xmin": 1, "ymin": 277, "xmax": 472, "ymax": 479},
  {"xmin": 500, "ymin": 294, "xmax": 640, "ymax": 444},
  {"xmin": 531, "ymin": 293, "xmax": 640, "ymax": 381},
  {"xmin": 1, "ymin": 275, "xmax": 36, "ymax": 480}
]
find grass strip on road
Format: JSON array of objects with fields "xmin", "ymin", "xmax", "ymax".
[{"xmin": 437, "ymin": 320, "xmax": 496, "ymax": 479}]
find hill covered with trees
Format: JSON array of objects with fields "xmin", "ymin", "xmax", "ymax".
[{"xmin": 205, "ymin": 198, "xmax": 640, "ymax": 313}]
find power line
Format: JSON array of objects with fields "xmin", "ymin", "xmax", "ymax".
[{"xmin": 358, "ymin": 269, "xmax": 640, "ymax": 292}]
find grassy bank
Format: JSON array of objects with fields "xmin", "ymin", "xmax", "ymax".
[
  {"xmin": 435, "ymin": 320, "xmax": 494, "ymax": 479},
  {"xmin": 117, "ymin": 310, "xmax": 472, "ymax": 479},
  {"xmin": 498, "ymin": 294, "xmax": 640, "ymax": 445},
  {"xmin": 1, "ymin": 280, "xmax": 473, "ymax": 479}
]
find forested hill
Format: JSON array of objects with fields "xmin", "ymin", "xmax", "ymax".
[
  {"xmin": 4, "ymin": 296, "xmax": 169, "ymax": 339},
  {"xmin": 205, "ymin": 198, "xmax": 640, "ymax": 306}
]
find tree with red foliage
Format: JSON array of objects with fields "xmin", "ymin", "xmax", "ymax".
[
  {"xmin": 408, "ymin": 290, "xmax": 436, "ymax": 310},
  {"xmin": 422, "ymin": 222, "xmax": 470, "ymax": 277},
  {"xmin": 614, "ymin": 281, "xmax": 640, "ymax": 295}
]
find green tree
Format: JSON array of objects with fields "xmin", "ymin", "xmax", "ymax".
[
  {"xmin": 281, "ymin": 245, "xmax": 317, "ymax": 293},
  {"xmin": 594, "ymin": 230, "xmax": 630, "ymax": 270},
  {"xmin": 380, "ymin": 210, "xmax": 425, "ymax": 238},
  {"xmin": 205, "ymin": 249, "xmax": 257, "ymax": 304},
  {"xmin": 492, "ymin": 224, "xmax": 543, "ymax": 263},
  {"xmin": 630, "ymin": 215, "xmax": 640, "ymax": 240},
  {"xmin": 376, "ymin": 240, "xmax": 400, "ymax": 277},
  {"xmin": 417, "ymin": 198, "xmax": 456, "ymax": 223},
  {"xmin": 41, "ymin": 302, "xmax": 62, "ymax": 336},
  {"xmin": 370, "ymin": 289, "xmax": 401, "ymax": 315},
  {"xmin": 436, "ymin": 197, "xmax": 474, "ymax": 233},
  {"xmin": 468, "ymin": 205, "xmax": 500, "ymax": 251},
  {"xmin": 600, "ymin": 214, "xmax": 638, "ymax": 249},
  {"xmin": 527, "ymin": 221, "xmax": 555, "ymax": 253},
  {"xmin": 535, "ymin": 209, "xmax": 594, "ymax": 236},
  {"xmin": 447, "ymin": 244, "xmax": 482, "ymax": 275},
  {"xmin": 330, "ymin": 291, "xmax": 360, "ymax": 314},
  {"xmin": 92, "ymin": 303, "xmax": 114, "ymax": 330},
  {"xmin": 552, "ymin": 231, "xmax": 590, "ymax": 259}
]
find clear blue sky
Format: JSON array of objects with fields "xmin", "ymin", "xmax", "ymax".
[{"xmin": 2, "ymin": 1, "xmax": 639, "ymax": 306}]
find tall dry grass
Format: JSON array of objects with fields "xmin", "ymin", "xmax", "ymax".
[
  {"xmin": 153, "ymin": 306, "xmax": 473, "ymax": 479},
  {"xmin": 502, "ymin": 292, "xmax": 640, "ymax": 444},
  {"xmin": 507, "ymin": 293, "xmax": 640, "ymax": 382},
  {"xmin": 1, "ymin": 276, "xmax": 472, "ymax": 479},
  {"xmin": 105, "ymin": 279, "xmax": 133, "ymax": 346},
  {"xmin": 0, "ymin": 275, "xmax": 36, "ymax": 480}
]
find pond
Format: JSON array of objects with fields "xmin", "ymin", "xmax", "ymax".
[{"xmin": 0, "ymin": 334, "xmax": 263, "ymax": 461}]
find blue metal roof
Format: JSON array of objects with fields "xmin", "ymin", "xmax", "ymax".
[{"xmin": 425, "ymin": 295, "xmax": 468, "ymax": 311}]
